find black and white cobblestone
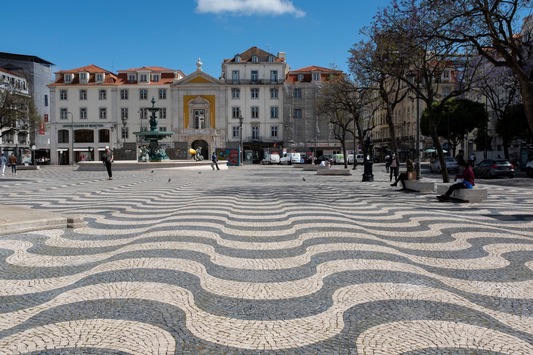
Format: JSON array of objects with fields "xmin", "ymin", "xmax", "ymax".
[{"xmin": 0, "ymin": 164, "xmax": 532, "ymax": 354}]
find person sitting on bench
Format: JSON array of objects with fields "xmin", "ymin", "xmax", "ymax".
[
  {"xmin": 390, "ymin": 159, "xmax": 415, "ymax": 190},
  {"xmin": 437, "ymin": 158, "xmax": 474, "ymax": 202}
]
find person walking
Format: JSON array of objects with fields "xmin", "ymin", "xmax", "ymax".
[
  {"xmin": 0, "ymin": 153, "xmax": 7, "ymax": 176},
  {"xmin": 102, "ymin": 146, "xmax": 114, "ymax": 180},
  {"xmin": 385, "ymin": 154, "xmax": 390, "ymax": 173},
  {"xmin": 389, "ymin": 153, "xmax": 398, "ymax": 182},
  {"xmin": 9, "ymin": 153, "xmax": 17, "ymax": 175},
  {"xmin": 211, "ymin": 152, "xmax": 220, "ymax": 170}
]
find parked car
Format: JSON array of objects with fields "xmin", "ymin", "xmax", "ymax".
[
  {"xmin": 429, "ymin": 157, "xmax": 459, "ymax": 173},
  {"xmin": 333, "ymin": 154, "xmax": 345, "ymax": 164},
  {"xmin": 356, "ymin": 154, "xmax": 365, "ymax": 164},
  {"xmin": 347, "ymin": 154, "xmax": 354, "ymax": 164},
  {"xmin": 279, "ymin": 152, "xmax": 302, "ymax": 165},
  {"xmin": 261, "ymin": 153, "xmax": 280, "ymax": 165},
  {"xmin": 473, "ymin": 159, "xmax": 515, "ymax": 178},
  {"xmin": 526, "ymin": 160, "xmax": 533, "ymax": 177},
  {"xmin": 314, "ymin": 155, "xmax": 335, "ymax": 165}
]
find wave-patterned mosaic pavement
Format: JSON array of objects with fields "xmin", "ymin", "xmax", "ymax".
[{"xmin": 1, "ymin": 165, "xmax": 533, "ymax": 354}]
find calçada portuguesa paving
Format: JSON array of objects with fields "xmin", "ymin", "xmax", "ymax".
[{"xmin": 0, "ymin": 163, "xmax": 532, "ymax": 354}]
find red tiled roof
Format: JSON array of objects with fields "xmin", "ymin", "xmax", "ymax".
[{"xmin": 118, "ymin": 66, "xmax": 176, "ymax": 72}]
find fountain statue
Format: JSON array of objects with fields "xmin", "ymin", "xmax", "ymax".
[{"xmin": 134, "ymin": 97, "xmax": 174, "ymax": 162}]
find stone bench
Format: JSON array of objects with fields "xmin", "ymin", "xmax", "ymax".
[
  {"xmin": 317, "ymin": 168, "xmax": 352, "ymax": 176},
  {"xmin": 403, "ymin": 180, "xmax": 435, "ymax": 193},
  {"xmin": 302, "ymin": 165, "xmax": 319, "ymax": 171},
  {"xmin": 436, "ymin": 184, "xmax": 488, "ymax": 203},
  {"xmin": 16, "ymin": 165, "xmax": 40, "ymax": 171}
]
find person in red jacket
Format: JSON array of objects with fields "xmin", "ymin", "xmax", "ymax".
[{"xmin": 437, "ymin": 158, "xmax": 475, "ymax": 202}]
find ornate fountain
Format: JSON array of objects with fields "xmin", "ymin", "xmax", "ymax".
[{"xmin": 134, "ymin": 97, "xmax": 174, "ymax": 162}]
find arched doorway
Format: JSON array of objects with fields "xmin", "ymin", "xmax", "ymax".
[{"xmin": 191, "ymin": 140, "xmax": 208, "ymax": 160}]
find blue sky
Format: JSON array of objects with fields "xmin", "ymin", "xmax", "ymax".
[{"xmin": 2, "ymin": 0, "xmax": 391, "ymax": 78}]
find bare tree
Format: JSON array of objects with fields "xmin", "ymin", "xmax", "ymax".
[
  {"xmin": 426, "ymin": 0, "xmax": 533, "ymax": 137},
  {"xmin": 0, "ymin": 79, "xmax": 39, "ymax": 144},
  {"xmin": 369, "ymin": 0, "xmax": 484, "ymax": 182}
]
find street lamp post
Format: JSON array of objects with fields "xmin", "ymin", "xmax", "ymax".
[
  {"xmin": 238, "ymin": 116, "xmax": 244, "ymax": 166},
  {"xmin": 415, "ymin": 83, "xmax": 421, "ymax": 180},
  {"xmin": 67, "ymin": 112, "xmax": 74, "ymax": 165}
]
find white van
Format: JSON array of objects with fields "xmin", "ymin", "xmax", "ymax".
[
  {"xmin": 261, "ymin": 153, "xmax": 280, "ymax": 165},
  {"xmin": 280, "ymin": 152, "xmax": 302, "ymax": 165},
  {"xmin": 333, "ymin": 154, "xmax": 345, "ymax": 164}
]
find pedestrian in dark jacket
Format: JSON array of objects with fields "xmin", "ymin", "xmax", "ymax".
[{"xmin": 211, "ymin": 152, "xmax": 220, "ymax": 170}]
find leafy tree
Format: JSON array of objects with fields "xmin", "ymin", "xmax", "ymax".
[
  {"xmin": 421, "ymin": 99, "xmax": 487, "ymax": 156},
  {"xmin": 497, "ymin": 104, "xmax": 533, "ymax": 156}
]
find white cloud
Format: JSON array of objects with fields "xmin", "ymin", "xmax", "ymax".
[{"xmin": 196, "ymin": 0, "xmax": 305, "ymax": 17}]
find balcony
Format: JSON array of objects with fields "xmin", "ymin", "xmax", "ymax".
[{"xmin": 230, "ymin": 79, "xmax": 284, "ymax": 85}]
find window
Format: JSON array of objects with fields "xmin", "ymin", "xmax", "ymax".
[
  {"xmin": 60, "ymin": 108, "xmax": 68, "ymax": 120},
  {"xmin": 297, "ymin": 74, "xmax": 304, "ymax": 81},
  {"xmin": 270, "ymin": 70, "xmax": 278, "ymax": 83},
  {"xmin": 152, "ymin": 74, "xmax": 160, "ymax": 82},
  {"xmin": 159, "ymin": 89, "xmax": 167, "ymax": 100},
  {"xmin": 121, "ymin": 126, "xmax": 129, "ymax": 140},
  {"xmin": 251, "ymin": 106, "xmax": 259, "ymax": 119},
  {"xmin": 74, "ymin": 129, "xmax": 94, "ymax": 143},
  {"xmin": 60, "ymin": 90, "xmax": 68, "ymax": 100},
  {"xmin": 121, "ymin": 108, "xmax": 128, "ymax": 119},
  {"xmin": 44, "ymin": 94, "xmax": 48, "ymax": 106},
  {"xmin": 159, "ymin": 126, "xmax": 167, "ymax": 132},
  {"xmin": 64, "ymin": 74, "xmax": 72, "ymax": 83},
  {"xmin": 294, "ymin": 108, "xmax": 302, "ymax": 118},
  {"xmin": 194, "ymin": 109, "xmax": 205, "ymax": 129},
  {"xmin": 80, "ymin": 72, "xmax": 88, "ymax": 82},
  {"xmin": 312, "ymin": 73, "xmax": 320, "ymax": 81},
  {"xmin": 270, "ymin": 88, "xmax": 279, "ymax": 99},
  {"xmin": 251, "ymin": 70, "xmax": 258, "ymax": 83},
  {"xmin": 159, "ymin": 108, "xmax": 167, "ymax": 119},
  {"xmin": 270, "ymin": 106, "xmax": 279, "ymax": 119},
  {"xmin": 95, "ymin": 73, "xmax": 103, "ymax": 82},
  {"xmin": 99, "ymin": 129, "xmax": 110, "ymax": 143},
  {"xmin": 80, "ymin": 107, "xmax": 87, "ymax": 119},
  {"xmin": 271, "ymin": 126, "xmax": 278, "ymax": 137},
  {"xmin": 251, "ymin": 88, "xmax": 259, "ymax": 99},
  {"xmin": 232, "ymin": 107, "xmax": 241, "ymax": 118},
  {"xmin": 120, "ymin": 89, "xmax": 128, "ymax": 100},
  {"xmin": 139, "ymin": 108, "xmax": 147, "ymax": 119},
  {"xmin": 99, "ymin": 90, "xmax": 107, "ymax": 100},
  {"xmin": 231, "ymin": 88, "xmax": 240, "ymax": 99},
  {"xmin": 235, "ymin": 55, "xmax": 241, "ymax": 63},
  {"xmin": 232, "ymin": 70, "xmax": 240, "ymax": 83},
  {"xmin": 294, "ymin": 88, "xmax": 302, "ymax": 98},
  {"xmin": 140, "ymin": 74, "xmax": 148, "ymax": 82},
  {"xmin": 251, "ymin": 55, "xmax": 259, "ymax": 63},
  {"xmin": 268, "ymin": 55, "xmax": 275, "ymax": 62},
  {"xmin": 139, "ymin": 89, "xmax": 148, "ymax": 100},
  {"xmin": 252, "ymin": 126, "xmax": 259, "ymax": 140},
  {"xmin": 99, "ymin": 108, "xmax": 107, "ymax": 119},
  {"xmin": 79, "ymin": 90, "xmax": 87, "ymax": 100},
  {"xmin": 128, "ymin": 74, "xmax": 136, "ymax": 82},
  {"xmin": 232, "ymin": 126, "xmax": 240, "ymax": 138},
  {"xmin": 58, "ymin": 129, "xmax": 69, "ymax": 143}
]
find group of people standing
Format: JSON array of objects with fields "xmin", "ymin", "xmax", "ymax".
[{"xmin": 1, "ymin": 153, "xmax": 19, "ymax": 176}]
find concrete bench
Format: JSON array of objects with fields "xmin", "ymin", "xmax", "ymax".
[
  {"xmin": 317, "ymin": 168, "xmax": 352, "ymax": 176},
  {"xmin": 436, "ymin": 184, "xmax": 488, "ymax": 203},
  {"xmin": 302, "ymin": 165, "xmax": 319, "ymax": 171},
  {"xmin": 293, "ymin": 164, "xmax": 304, "ymax": 168},
  {"xmin": 403, "ymin": 180, "xmax": 435, "ymax": 193},
  {"xmin": 16, "ymin": 165, "xmax": 40, "ymax": 171}
]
